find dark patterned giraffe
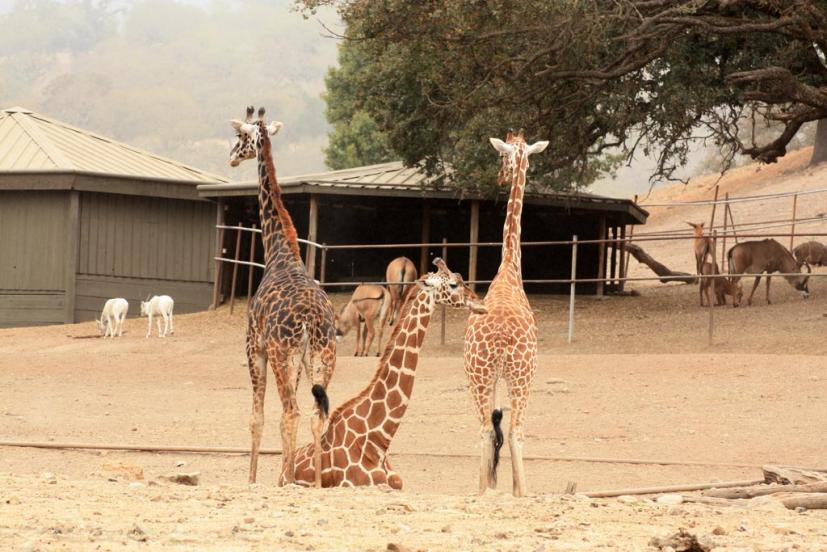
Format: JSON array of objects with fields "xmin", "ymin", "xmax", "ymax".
[
  {"xmin": 285, "ymin": 258, "xmax": 486, "ymax": 488},
  {"xmin": 229, "ymin": 106, "xmax": 336, "ymax": 487},
  {"xmin": 463, "ymin": 129, "xmax": 548, "ymax": 497}
]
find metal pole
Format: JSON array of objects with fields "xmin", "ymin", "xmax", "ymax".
[
  {"xmin": 468, "ymin": 200, "xmax": 480, "ymax": 292},
  {"xmin": 229, "ymin": 223, "xmax": 243, "ymax": 315},
  {"xmin": 790, "ymin": 193, "xmax": 798, "ymax": 252},
  {"xmin": 306, "ymin": 194, "xmax": 318, "ymax": 278},
  {"xmin": 440, "ymin": 237, "xmax": 448, "ymax": 345},
  {"xmin": 246, "ymin": 224, "xmax": 257, "ymax": 306},
  {"xmin": 596, "ymin": 217, "xmax": 606, "ymax": 296},
  {"xmin": 721, "ymin": 193, "xmax": 729, "ymax": 271},
  {"xmin": 568, "ymin": 235, "xmax": 578, "ymax": 344},
  {"xmin": 708, "ymin": 184, "xmax": 720, "ymax": 230},
  {"xmin": 211, "ymin": 200, "xmax": 225, "ymax": 309},
  {"xmin": 708, "ymin": 231, "xmax": 717, "ymax": 346},
  {"xmin": 319, "ymin": 244, "xmax": 327, "ymax": 284}
]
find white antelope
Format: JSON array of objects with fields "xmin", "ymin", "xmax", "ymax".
[
  {"xmin": 140, "ymin": 295, "xmax": 175, "ymax": 338},
  {"xmin": 97, "ymin": 298, "xmax": 129, "ymax": 338}
]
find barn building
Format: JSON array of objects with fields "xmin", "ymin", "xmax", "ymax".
[
  {"xmin": 198, "ymin": 162, "xmax": 648, "ymax": 302},
  {"xmin": 0, "ymin": 107, "xmax": 226, "ymax": 327}
]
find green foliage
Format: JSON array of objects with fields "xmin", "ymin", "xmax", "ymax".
[
  {"xmin": 301, "ymin": 0, "xmax": 827, "ymax": 191},
  {"xmin": 0, "ymin": 0, "xmax": 338, "ymax": 178}
]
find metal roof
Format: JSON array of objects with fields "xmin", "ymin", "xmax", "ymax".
[
  {"xmin": 0, "ymin": 107, "xmax": 227, "ymax": 184},
  {"xmin": 198, "ymin": 161, "xmax": 648, "ymax": 224}
]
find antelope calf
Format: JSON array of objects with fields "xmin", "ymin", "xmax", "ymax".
[
  {"xmin": 699, "ymin": 262, "xmax": 742, "ymax": 307},
  {"xmin": 385, "ymin": 256, "xmax": 417, "ymax": 325},
  {"xmin": 687, "ymin": 221, "xmax": 712, "ymax": 277},
  {"xmin": 140, "ymin": 295, "xmax": 175, "ymax": 337},
  {"xmin": 335, "ymin": 284, "xmax": 391, "ymax": 356}
]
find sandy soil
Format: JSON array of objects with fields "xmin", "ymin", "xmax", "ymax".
[{"xmin": 2, "ymin": 153, "xmax": 827, "ymax": 550}]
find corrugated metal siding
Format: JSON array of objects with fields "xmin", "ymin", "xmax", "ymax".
[
  {"xmin": 0, "ymin": 191, "xmax": 67, "ymax": 290},
  {"xmin": 78, "ymin": 193, "xmax": 214, "ymax": 282},
  {"xmin": 0, "ymin": 292, "xmax": 65, "ymax": 327}
]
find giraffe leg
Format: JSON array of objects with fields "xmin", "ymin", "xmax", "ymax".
[
  {"xmin": 306, "ymin": 344, "xmax": 335, "ymax": 489},
  {"xmin": 276, "ymin": 351, "xmax": 302, "ymax": 486},
  {"xmin": 247, "ymin": 335, "xmax": 267, "ymax": 484},
  {"xmin": 464, "ymin": 326, "xmax": 503, "ymax": 494},
  {"xmin": 504, "ymin": 346, "xmax": 537, "ymax": 498}
]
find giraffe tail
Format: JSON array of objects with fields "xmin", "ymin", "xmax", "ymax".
[
  {"xmin": 312, "ymin": 384, "xmax": 329, "ymax": 418},
  {"xmin": 491, "ymin": 408, "xmax": 504, "ymax": 482}
]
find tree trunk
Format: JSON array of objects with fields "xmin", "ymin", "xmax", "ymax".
[{"xmin": 809, "ymin": 119, "xmax": 827, "ymax": 166}]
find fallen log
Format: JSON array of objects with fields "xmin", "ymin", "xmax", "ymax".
[
  {"xmin": 779, "ymin": 493, "xmax": 827, "ymax": 510},
  {"xmin": 763, "ymin": 464, "xmax": 827, "ymax": 485},
  {"xmin": 584, "ymin": 478, "xmax": 763, "ymax": 498},
  {"xmin": 626, "ymin": 244, "xmax": 698, "ymax": 285},
  {"xmin": 704, "ymin": 481, "xmax": 827, "ymax": 500}
]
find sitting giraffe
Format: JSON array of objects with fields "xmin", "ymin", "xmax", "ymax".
[
  {"xmin": 229, "ymin": 106, "xmax": 337, "ymax": 487},
  {"xmin": 286, "ymin": 258, "xmax": 486, "ymax": 488},
  {"xmin": 464, "ymin": 129, "xmax": 548, "ymax": 497}
]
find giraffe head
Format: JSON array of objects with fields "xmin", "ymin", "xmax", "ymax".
[
  {"xmin": 419, "ymin": 258, "xmax": 487, "ymax": 314},
  {"xmin": 228, "ymin": 105, "xmax": 283, "ymax": 167},
  {"xmin": 489, "ymin": 128, "xmax": 549, "ymax": 186}
]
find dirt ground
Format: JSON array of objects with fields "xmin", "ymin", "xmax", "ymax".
[{"xmin": 1, "ymin": 289, "xmax": 827, "ymax": 550}]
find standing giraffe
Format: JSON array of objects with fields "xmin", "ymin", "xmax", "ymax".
[
  {"xmin": 464, "ymin": 129, "xmax": 548, "ymax": 497},
  {"xmin": 286, "ymin": 259, "xmax": 486, "ymax": 488},
  {"xmin": 229, "ymin": 106, "xmax": 336, "ymax": 487}
]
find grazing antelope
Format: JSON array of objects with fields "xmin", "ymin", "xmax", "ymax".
[
  {"xmin": 97, "ymin": 298, "xmax": 129, "ymax": 337},
  {"xmin": 699, "ymin": 261, "xmax": 742, "ymax": 307},
  {"xmin": 385, "ymin": 256, "xmax": 417, "ymax": 325},
  {"xmin": 727, "ymin": 239, "xmax": 810, "ymax": 306},
  {"xmin": 793, "ymin": 241, "xmax": 827, "ymax": 267},
  {"xmin": 687, "ymin": 221, "xmax": 712, "ymax": 277},
  {"xmin": 335, "ymin": 284, "xmax": 391, "ymax": 357}
]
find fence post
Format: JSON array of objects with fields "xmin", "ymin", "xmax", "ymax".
[
  {"xmin": 306, "ymin": 194, "xmax": 319, "ymax": 278},
  {"xmin": 623, "ymin": 194, "xmax": 638, "ymax": 291},
  {"xmin": 790, "ymin": 193, "xmax": 798, "ymax": 252},
  {"xmin": 721, "ymin": 193, "xmax": 729, "ymax": 271},
  {"xmin": 468, "ymin": 200, "xmax": 480, "ymax": 291},
  {"xmin": 319, "ymin": 244, "xmax": 327, "ymax": 284},
  {"xmin": 211, "ymin": 199, "xmax": 226, "ymax": 310},
  {"xmin": 568, "ymin": 235, "xmax": 578, "ymax": 344},
  {"xmin": 440, "ymin": 237, "xmax": 448, "ymax": 346},
  {"xmin": 247, "ymin": 224, "xmax": 257, "ymax": 306},
  {"xmin": 708, "ymin": 184, "xmax": 720, "ymax": 230},
  {"xmin": 229, "ymin": 223, "xmax": 243, "ymax": 315},
  {"xmin": 596, "ymin": 217, "xmax": 606, "ymax": 296},
  {"xmin": 708, "ymin": 231, "xmax": 717, "ymax": 346}
]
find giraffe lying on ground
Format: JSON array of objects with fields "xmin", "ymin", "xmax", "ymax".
[
  {"xmin": 464, "ymin": 129, "xmax": 548, "ymax": 497},
  {"xmin": 286, "ymin": 258, "xmax": 486, "ymax": 488},
  {"xmin": 229, "ymin": 106, "xmax": 337, "ymax": 487}
]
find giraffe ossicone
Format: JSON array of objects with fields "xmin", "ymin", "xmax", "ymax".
[
  {"xmin": 230, "ymin": 105, "xmax": 337, "ymax": 489},
  {"xmin": 286, "ymin": 258, "xmax": 485, "ymax": 488}
]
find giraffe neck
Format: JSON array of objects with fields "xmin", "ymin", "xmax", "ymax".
[
  {"xmin": 354, "ymin": 287, "xmax": 434, "ymax": 452},
  {"xmin": 256, "ymin": 127, "xmax": 303, "ymax": 269},
  {"xmin": 499, "ymin": 150, "xmax": 528, "ymax": 275}
]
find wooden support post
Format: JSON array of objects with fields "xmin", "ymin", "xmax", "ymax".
[
  {"xmin": 726, "ymin": 202, "xmax": 739, "ymax": 244},
  {"xmin": 306, "ymin": 194, "xmax": 318, "ymax": 278},
  {"xmin": 420, "ymin": 202, "xmax": 431, "ymax": 276},
  {"xmin": 319, "ymin": 244, "xmax": 327, "ymax": 284},
  {"xmin": 609, "ymin": 225, "xmax": 618, "ymax": 291},
  {"xmin": 211, "ymin": 200, "xmax": 225, "ymax": 309},
  {"xmin": 440, "ymin": 237, "xmax": 448, "ymax": 346},
  {"xmin": 468, "ymin": 200, "xmax": 480, "ymax": 291},
  {"xmin": 622, "ymin": 194, "xmax": 638, "ymax": 291},
  {"xmin": 618, "ymin": 224, "xmax": 627, "ymax": 292},
  {"xmin": 246, "ymin": 224, "xmax": 257, "ymax": 306},
  {"xmin": 229, "ymin": 223, "xmax": 243, "ymax": 315},
  {"xmin": 64, "ymin": 190, "xmax": 80, "ymax": 323},
  {"xmin": 596, "ymin": 216, "xmax": 607, "ymax": 296},
  {"xmin": 790, "ymin": 193, "xmax": 798, "ymax": 252},
  {"xmin": 708, "ymin": 231, "xmax": 717, "ymax": 346},
  {"xmin": 568, "ymin": 235, "xmax": 578, "ymax": 344},
  {"xmin": 708, "ymin": 184, "xmax": 720, "ymax": 230},
  {"xmin": 721, "ymin": 193, "xmax": 729, "ymax": 271}
]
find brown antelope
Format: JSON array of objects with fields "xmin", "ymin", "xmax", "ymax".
[
  {"xmin": 335, "ymin": 284, "xmax": 391, "ymax": 356},
  {"xmin": 699, "ymin": 261, "xmax": 742, "ymax": 307},
  {"xmin": 727, "ymin": 239, "xmax": 810, "ymax": 306},
  {"xmin": 385, "ymin": 256, "xmax": 417, "ymax": 324},
  {"xmin": 687, "ymin": 221, "xmax": 712, "ymax": 277},
  {"xmin": 793, "ymin": 241, "xmax": 827, "ymax": 267}
]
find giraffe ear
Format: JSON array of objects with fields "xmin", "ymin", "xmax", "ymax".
[
  {"xmin": 490, "ymin": 138, "xmax": 515, "ymax": 156},
  {"xmin": 526, "ymin": 140, "xmax": 549, "ymax": 155},
  {"xmin": 267, "ymin": 121, "xmax": 283, "ymax": 136}
]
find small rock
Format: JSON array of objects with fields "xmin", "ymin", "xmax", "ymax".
[
  {"xmin": 175, "ymin": 461, "xmax": 187, "ymax": 468},
  {"xmin": 5, "ymin": 495, "xmax": 21, "ymax": 505},
  {"xmin": 441, "ymin": 525, "xmax": 452, "ymax": 533},
  {"xmin": 617, "ymin": 495, "xmax": 638, "ymax": 504},
  {"xmin": 127, "ymin": 524, "xmax": 148, "ymax": 542},
  {"xmin": 285, "ymin": 530, "xmax": 295, "ymax": 537},
  {"xmin": 387, "ymin": 545, "xmax": 412, "ymax": 552},
  {"xmin": 244, "ymin": 517, "xmax": 255, "ymax": 524},
  {"xmin": 656, "ymin": 494, "xmax": 684, "ymax": 506},
  {"xmin": 649, "ymin": 529, "xmax": 710, "ymax": 551},
  {"xmin": 159, "ymin": 472, "xmax": 200, "ymax": 486},
  {"xmin": 494, "ymin": 532, "xmax": 509, "ymax": 539},
  {"xmin": 41, "ymin": 472, "xmax": 56, "ymax": 484},
  {"xmin": 128, "ymin": 481, "xmax": 145, "ymax": 490},
  {"xmin": 317, "ymin": 518, "xmax": 328, "ymax": 526},
  {"xmin": 711, "ymin": 526, "xmax": 726, "ymax": 536}
]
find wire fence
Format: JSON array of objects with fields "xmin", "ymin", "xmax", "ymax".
[{"xmin": 213, "ymin": 185, "xmax": 827, "ymax": 346}]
